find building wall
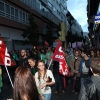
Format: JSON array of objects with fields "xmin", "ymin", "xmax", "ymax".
[
  {"xmin": 0, "ymin": 0, "xmax": 62, "ymax": 51},
  {"xmin": 0, "ymin": 26, "xmax": 33, "ymax": 51},
  {"xmin": 71, "ymin": 20, "xmax": 83, "ymax": 36}
]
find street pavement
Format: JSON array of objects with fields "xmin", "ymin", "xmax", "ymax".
[
  {"xmin": 1, "ymin": 83, "xmax": 78, "ymax": 100},
  {"xmin": 0, "ymin": 67, "xmax": 79, "ymax": 100}
]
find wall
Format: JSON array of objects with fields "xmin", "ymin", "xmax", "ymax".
[{"xmin": 0, "ymin": 26, "xmax": 32, "ymax": 51}]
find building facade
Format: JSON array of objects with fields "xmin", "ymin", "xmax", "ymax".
[
  {"xmin": 66, "ymin": 11, "xmax": 83, "ymax": 36},
  {"xmin": 71, "ymin": 19, "xmax": 83, "ymax": 36},
  {"xmin": 0, "ymin": 0, "xmax": 68, "ymax": 50},
  {"xmin": 87, "ymin": 0, "xmax": 100, "ymax": 47},
  {"xmin": 0, "ymin": 0, "xmax": 83, "ymax": 50}
]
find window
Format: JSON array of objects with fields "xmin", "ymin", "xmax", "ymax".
[
  {"xmin": 11, "ymin": 7, "xmax": 14, "ymax": 15},
  {"xmin": 23, "ymin": 13, "xmax": 25, "ymax": 20},
  {"xmin": 0, "ymin": 2, "xmax": 4, "ymax": 11},
  {"xmin": 25, "ymin": 14, "xmax": 28, "ymax": 20},
  {"xmin": 53, "ymin": 7, "xmax": 56, "ymax": 11},
  {"xmin": 48, "ymin": 1, "xmax": 52, "ymax": 8},
  {"xmin": 5, "ymin": 4, "xmax": 10, "ymax": 14},
  {"xmin": 15, "ymin": 9, "xmax": 18, "ymax": 17},
  {"xmin": 19, "ymin": 11, "xmax": 22, "ymax": 21}
]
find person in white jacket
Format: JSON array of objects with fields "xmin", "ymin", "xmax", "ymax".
[{"xmin": 35, "ymin": 60, "xmax": 55, "ymax": 100}]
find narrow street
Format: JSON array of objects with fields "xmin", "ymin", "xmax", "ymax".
[{"xmin": 1, "ymin": 67, "xmax": 78, "ymax": 100}]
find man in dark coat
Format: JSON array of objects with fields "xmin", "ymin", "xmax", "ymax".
[
  {"xmin": 78, "ymin": 58, "xmax": 100, "ymax": 100},
  {"xmin": 19, "ymin": 49, "xmax": 29, "ymax": 67}
]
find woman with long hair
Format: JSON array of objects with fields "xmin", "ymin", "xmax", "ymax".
[
  {"xmin": 13, "ymin": 66, "xmax": 39, "ymax": 100},
  {"xmin": 35, "ymin": 60, "xmax": 55, "ymax": 100}
]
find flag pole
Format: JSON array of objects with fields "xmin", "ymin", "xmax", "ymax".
[
  {"xmin": 48, "ymin": 59, "xmax": 53, "ymax": 69},
  {"xmin": 5, "ymin": 66, "xmax": 14, "ymax": 88}
]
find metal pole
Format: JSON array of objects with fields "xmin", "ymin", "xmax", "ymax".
[
  {"xmin": 70, "ymin": 19, "xmax": 72, "ymax": 48},
  {"xmin": 48, "ymin": 59, "xmax": 52, "ymax": 69},
  {"xmin": 5, "ymin": 66, "xmax": 14, "ymax": 88}
]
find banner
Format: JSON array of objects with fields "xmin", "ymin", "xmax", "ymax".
[
  {"xmin": 52, "ymin": 42, "xmax": 70, "ymax": 76},
  {"xmin": 45, "ymin": 41, "xmax": 49, "ymax": 47},
  {"xmin": 52, "ymin": 42, "xmax": 64, "ymax": 62},
  {"xmin": 0, "ymin": 37, "xmax": 15, "ymax": 66}
]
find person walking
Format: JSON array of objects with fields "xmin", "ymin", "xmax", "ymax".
[
  {"xmin": 70, "ymin": 49, "xmax": 81, "ymax": 93},
  {"xmin": 19, "ymin": 49, "xmax": 29, "ymax": 67},
  {"xmin": 78, "ymin": 58, "xmax": 100, "ymax": 100},
  {"xmin": 13, "ymin": 66, "xmax": 39, "ymax": 100},
  {"xmin": 79, "ymin": 50, "xmax": 91, "ymax": 86},
  {"xmin": 35, "ymin": 60, "xmax": 55, "ymax": 100},
  {"xmin": 54, "ymin": 61, "xmax": 65, "ymax": 94}
]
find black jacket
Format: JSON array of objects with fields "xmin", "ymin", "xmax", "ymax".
[
  {"xmin": 19, "ymin": 57, "xmax": 29, "ymax": 67},
  {"xmin": 78, "ymin": 76, "xmax": 100, "ymax": 100}
]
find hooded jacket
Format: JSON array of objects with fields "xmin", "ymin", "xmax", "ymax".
[{"xmin": 78, "ymin": 75, "xmax": 100, "ymax": 100}]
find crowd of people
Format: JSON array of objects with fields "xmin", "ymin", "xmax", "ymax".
[{"xmin": 0, "ymin": 44, "xmax": 100, "ymax": 100}]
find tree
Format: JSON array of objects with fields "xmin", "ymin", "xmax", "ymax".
[
  {"xmin": 44, "ymin": 21, "xmax": 57, "ymax": 45},
  {"xmin": 21, "ymin": 14, "xmax": 39, "ymax": 45}
]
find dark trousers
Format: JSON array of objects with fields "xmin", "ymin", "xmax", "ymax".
[
  {"xmin": 71, "ymin": 75, "xmax": 80, "ymax": 92},
  {"xmin": 55, "ymin": 73, "xmax": 64, "ymax": 91},
  {"xmin": 66, "ymin": 76, "xmax": 69, "ymax": 86},
  {"xmin": 70, "ymin": 75, "xmax": 75, "ymax": 85}
]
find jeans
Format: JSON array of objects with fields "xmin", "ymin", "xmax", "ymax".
[
  {"xmin": 81, "ymin": 77, "xmax": 90, "ymax": 86},
  {"xmin": 39, "ymin": 93, "xmax": 51, "ymax": 100}
]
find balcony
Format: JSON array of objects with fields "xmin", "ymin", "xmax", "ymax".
[
  {"xmin": 39, "ymin": 0, "xmax": 47, "ymax": 6},
  {"xmin": 46, "ymin": 6, "xmax": 53, "ymax": 12}
]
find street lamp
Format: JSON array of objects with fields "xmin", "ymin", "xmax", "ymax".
[{"xmin": 66, "ymin": 12, "xmax": 74, "ymax": 48}]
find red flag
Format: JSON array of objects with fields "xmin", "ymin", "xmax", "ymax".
[
  {"xmin": 45, "ymin": 41, "xmax": 49, "ymax": 46},
  {"xmin": 0, "ymin": 37, "xmax": 15, "ymax": 66},
  {"xmin": 55, "ymin": 38, "xmax": 61, "ymax": 42},
  {"xmin": 52, "ymin": 42, "xmax": 64, "ymax": 62},
  {"xmin": 52, "ymin": 42, "xmax": 70, "ymax": 76}
]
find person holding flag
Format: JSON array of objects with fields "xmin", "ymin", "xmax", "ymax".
[
  {"xmin": 0, "ymin": 36, "xmax": 16, "ymax": 88},
  {"xmin": 54, "ymin": 60, "xmax": 65, "ymax": 94},
  {"xmin": 51, "ymin": 42, "xmax": 70, "ymax": 94}
]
